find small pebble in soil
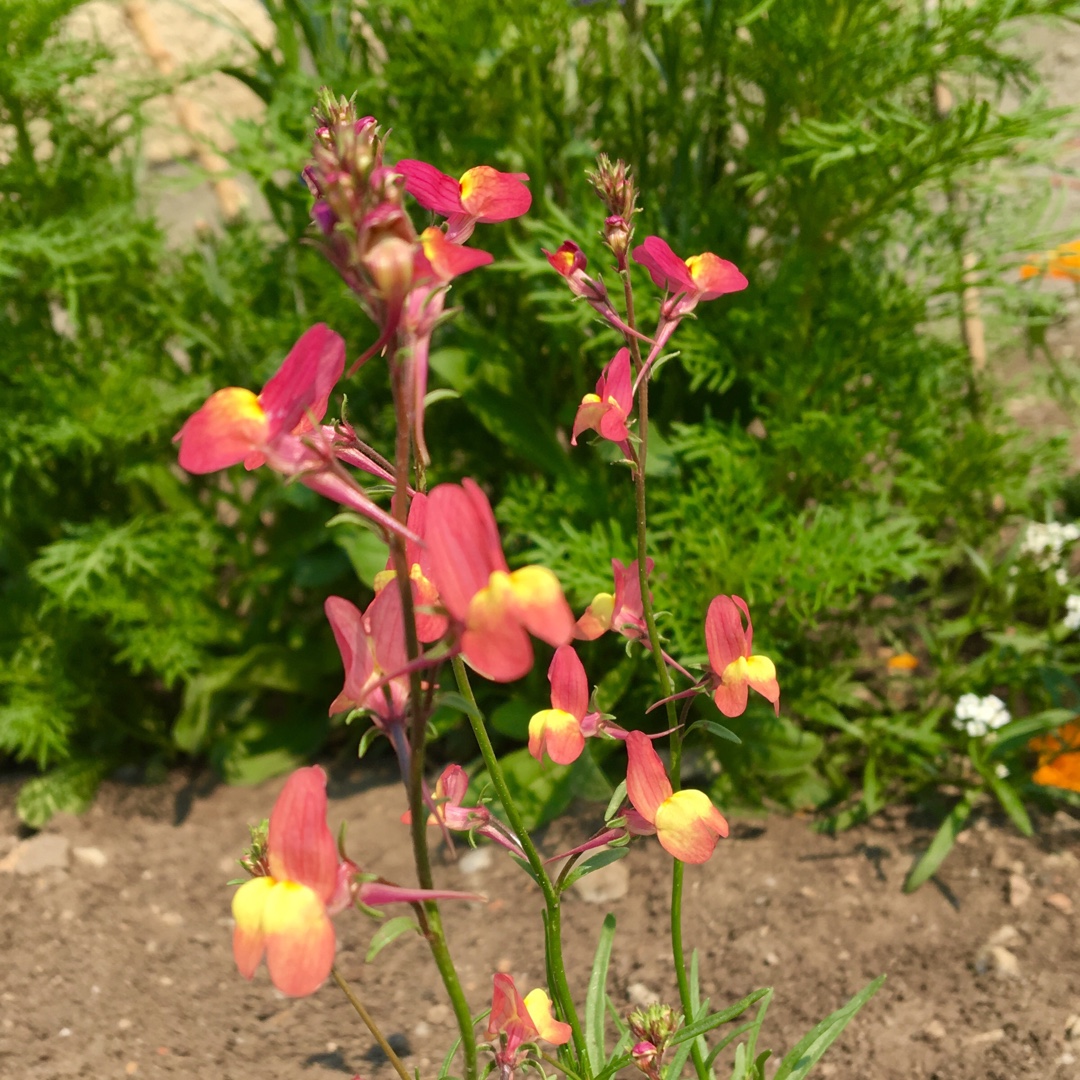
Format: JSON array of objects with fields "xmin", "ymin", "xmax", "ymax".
[
  {"xmin": 118, "ymin": 1019, "xmax": 133, "ymax": 1031},
  {"xmin": 1008, "ymin": 873, "xmax": 1032, "ymax": 908},
  {"xmin": 426, "ymin": 1004, "xmax": 450, "ymax": 1026},
  {"xmin": 626, "ymin": 982, "xmax": 660, "ymax": 1006},
  {"xmin": 496, "ymin": 957, "xmax": 513, "ymax": 973},
  {"xmin": 974, "ymin": 945, "xmax": 1020, "ymax": 978},
  {"xmin": 58, "ymin": 1028, "xmax": 71, "ymax": 1037},
  {"xmin": 763, "ymin": 952, "xmax": 780, "ymax": 966},
  {"xmin": 1064, "ymin": 1015, "xmax": 1080, "ymax": 1043},
  {"xmin": 125, "ymin": 1063, "xmax": 138, "ymax": 1076},
  {"xmin": 413, "ymin": 1022, "xmax": 431, "ymax": 1040},
  {"xmin": 0, "ymin": 834, "xmax": 70, "ymax": 875},
  {"xmin": 73, "ymin": 846, "xmax": 107, "ymax": 868},
  {"xmin": 572, "ymin": 859, "xmax": 629, "ymax": 904},
  {"xmin": 922, "ymin": 1019, "xmax": 946, "ymax": 1042},
  {"xmin": 966, "ymin": 1028, "xmax": 1005, "ymax": 1046},
  {"xmin": 457, "ymin": 848, "xmax": 492, "ymax": 875},
  {"xmin": 1046, "ymin": 893, "xmax": 1074, "ymax": 915}
]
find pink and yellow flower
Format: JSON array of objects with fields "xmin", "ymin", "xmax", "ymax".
[
  {"xmin": 415, "ymin": 226, "xmax": 494, "ymax": 283},
  {"xmin": 632, "ymin": 236, "xmax": 748, "ymax": 314},
  {"xmin": 176, "ymin": 323, "xmax": 344, "ymax": 474},
  {"xmin": 705, "ymin": 595, "xmax": 780, "ymax": 718},
  {"xmin": 487, "ymin": 973, "xmax": 571, "ymax": 1069},
  {"xmin": 231, "ymin": 766, "xmax": 351, "ymax": 998},
  {"xmin": 624, "ymin": 731, "xmax": 728, "ymax": 863},
  {"xmin": 425, "ymin": 479, "xmax": 575, "ymax": 682},
  {"xmin": 575, "ymin": 558, "xmax": 652, "ymax": 642},
  {"xmin": 233, "ymin": 766, "xmax": 483, "ymax": 997},
  {"xmin": 571, "ymin": 347, "xmax": 633, "ymax": 452},
  {"xmin": 395, "ymin": 159, "xmax": 531, "ymax": 242},
  {"xmin": 528, "ymin": 645, "xmax": 609, "ymax": 765}
]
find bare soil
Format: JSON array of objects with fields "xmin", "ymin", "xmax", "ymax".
[{"xmin": 2, "ymin": 767, "xmax": 1079, "ymax": 1080}]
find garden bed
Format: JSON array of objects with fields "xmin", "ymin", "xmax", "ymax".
[{"xmin": 2, "ymin": 768, "xmax": 1077, "ymax": 1080}]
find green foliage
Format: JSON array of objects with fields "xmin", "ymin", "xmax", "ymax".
[{"xmin": 5, "ymin": 0, "xmax": 1080, "ymax": 841}]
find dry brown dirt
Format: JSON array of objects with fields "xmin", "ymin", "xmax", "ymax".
[{"xmin": 2, "ymin": 767, "xmax": 1079, "ymax": 1080}]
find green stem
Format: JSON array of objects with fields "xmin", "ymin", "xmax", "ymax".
[
  {"xmin": 622, "ymin": 271, "xmax": 708, "ymax": 1080},
  {"xmin": 331, "ymin": 966, "xmax": 413, "ymax": 1080},
  {"xmin": 389, "ymin": 360, "xmax": 477, "ymax": 1080},
  {"xmin": 451, "ymin": 656, "xmax": 589, "ymax": 1070}
]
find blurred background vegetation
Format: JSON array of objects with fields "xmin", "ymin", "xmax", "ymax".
[{"xmin": 4, "ymin": 0, "xmax": 1080, "ymax": 867}]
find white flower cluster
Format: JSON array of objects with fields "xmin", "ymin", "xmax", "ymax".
[
  {"xmin": 1019, "ymin": 521, "xmax": 1080, "ymax": 573},
  {"xmin": 1066, "ymin": 595, "xmax": 1080, "ymax": 632},
  {"xmin": 953, "ymin": 693, "xmax": 1011, "ymax": 738}
]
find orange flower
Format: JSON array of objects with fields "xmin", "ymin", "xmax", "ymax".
[
  {"xmin": 1019, "ymin": 239, "xmax": 1080, "ymax": 282},
  {"xmin": 1030, "ymin": 721, "xmax": 1080, "ymax": 793},
  {"xmin": 887, "ymin": 652, "xmax": 919, "ymax": 672}
]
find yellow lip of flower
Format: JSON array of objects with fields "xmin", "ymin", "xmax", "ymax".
[{"xmin": 722, "ymin": 653, "xmax": 777, "ymax": 685}]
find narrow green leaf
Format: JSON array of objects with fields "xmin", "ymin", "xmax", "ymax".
[
  {"xmin": 585, "ymin": 915, "xmax": 617, "ymax": 1073},
  {"xmin": 365, "ymin": 916, "xmax": 420, "ymax": 962},
  {"xmin": 985, "ymin": 772, "xmax": 1033, "ymax": 838},
  {"xmin": 604, "ymin": 780, "xmax": 628, "ymax": 822},
  {"xmin": 903, "ymin": 798, "xmax": 973, "ymax": 892},
  {"xmin": 772, "ymin": 975, "xmax": 884, "ymax": 1080},
  {"xmin": 689, "ymin": 719, "xmax": 742, "ymax": 745},
  {"xmin": 434, "ymin": 691, "xmax": 483, "ymax": 723},
  {"xmin": 562, "ymin": 848, "xmax": 629, "ymax": 893},
  {"xmin": 668, "ymin": 988, "xmax": 772, "ymax": 1047}
]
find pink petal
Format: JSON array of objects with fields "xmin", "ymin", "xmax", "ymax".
[
  {"xmin": 548, "ymin": 645, "xmax": 588, "ymax": 719},
  {"xmin": 462, "ymin": 618, "xmax": 534, "ymax": 683},
  {"xmin": 625, "ymin": 730, "xmax": 673, "ymax": 825},
  {"xmin": 426, "ymin": 480, "xmax": 507, "ymax": 621},
  {"xmin": 325, "ymin": 596, "xmax": 374, "ymax": 715},
  {"xmin": 632, "ymin": 236, "xmax": 696, "ymax": 294},
  {"xmin": 262, "ymin": 881, "xmax": 336, "ymax": 997},
  {"xmin": 654, "ymin": 789, "xmax": 728, "ymax": 863},
  {"xmin": 705, "ymin": 595, "xmax": 748, "ymax": 675},
  {"xmin": 458, "ymin": 166, "xmax": 532, "ymax": 222},
  {"xmin": 357, "ymin": 881, "xmax": 486, "ymax": 907},
  {"xmin": 365, "ymin": 583, "xmax": 408, "ymax": 680},
  {"xmin": 684, "ymin": 252, "xmax": 748, "ymax": 300},
  {"xmin": 416, "ymin": 227, "xmax": 493, "ymax": 282},
  {"xmin": 603, "ymin": 347, "xmax": 633, "ymax": 415},
  {"xmin": 257, "ymin": 323, "xmax": 345, "ymax": 439},
  {"xmin": 267, "ymin": 767, "xmax": 339, "ymax": 903},
  {"xmin": 395, "ymin": 159, "xmax": 465, "ymax": 216},
  {"xmin": 175, "ymin": 387, "xmax": 268, "ymax": 474},
  {"xmin": 712, "ymin": 677, "xmax": 749, "ymax": 718}
]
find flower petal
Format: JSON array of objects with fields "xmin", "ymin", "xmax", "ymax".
[
  {"xmin": 654, "ymin": 788, "xmax": 728, "ymax": 863},
  {"xmin": 684, "ymin": 253, "xmax": 748, "ymax": 300},
  {"xmin": 175, "ymin": 387, "xmax": 269, "ymax": 474},
  {"xmin": 745, "ymin": 653, "xmax": 780, "ymax": 715},
  {"xmin": 507, "ymin": 566, "xmax": 575, "ymax": 647},
  {"xmin": 257, "ymin": 323, "xmax": 345, "ymax": 439},
  {"xmin": 458, "ymin": 166, "xmax": 531, "ymax": 222},
  {"xmin": 574, "ymin": 592, "xmax": 614, "ymax": 640},
  {"xmin": 602, "ymin": 347, "xmax": 633, "ymax": 416},
  {"xmin": 267, "ymin": 766, "xmax": 339, "ymax": 902},
  {"xmin": 548, "ymin": 645, "xmax": 589, "ymax": 719},
  {"xmin": 524, "ymin": 988, "xmax": 572, "ymax": 1045},
  {"xmin": 427, "ymin": 480, "xmax": 508, "ymax": 621},
  {"xmin": 625, "ymin": 730, "xmax": 673, "ymax": 825},
  {"xmin": 632, "ymin": 236, "xmax": 696, "ymax": 295},
  {"xmin": 231, "ymin": 875, "xmax": 273, "ymax": 980},
  {"xmin": 325, "ymin": 596, "xmax": 374, "ymax": 715},
  {"xmin": 262, "ymin": 880, "xmax": 336, "ymax": 997},
  {"xmin": 528, "ymin": 708, "xmax": 585, "ymax": 765},
  {"xmin": 417, "ymin": 227, "xmax": 493, "ymax": 282},
  {"xmin": 705, "ymin": 595, "xmax": 748, "ymax": 675},
  {"xmin": 395, "ymin": 159, "xmax": 465, "ymax": 216}
]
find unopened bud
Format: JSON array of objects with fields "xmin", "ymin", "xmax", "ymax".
[
  {"xmin": 362, "ymin": 235, "xmax": 415, "ymax": 300},
  {"xmin": 603, "ymin": 215, "xmax": 632, "ymax": 265},
  {"xmin": 631, "ymin": 1041, "xmax": 661, "ymax": 1080},
  {"xmin": 588, "ymin": 154, "xmax": 639, "ymax": 223},
  {"xmin": 627, "ymin": 1003, "xmax": 681, "ymax": 1050}
]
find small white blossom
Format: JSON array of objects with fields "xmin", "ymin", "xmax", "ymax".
[
  {"xmin": 1058, "ymin": 567, "xmax": 1070, "ymax": 587},
  {"xmin": 1065, "ymin": 595, "xmax": 1080, "ymax": 632},
  {"xmin": 1019, "ymin": 521, "xmax": 1080, "ymax": 571},
  {"xmin": 953, "ymin": 693, "xmax": 1011, "ymax": 738},
  {"xmin": 994, "ymin": 763, "xmax": 1010, "ymax": 779}
]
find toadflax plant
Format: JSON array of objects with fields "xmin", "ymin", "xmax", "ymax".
[{"xmin": 179, "ymin": 91, "xmax": 883, "ymax": 1080}]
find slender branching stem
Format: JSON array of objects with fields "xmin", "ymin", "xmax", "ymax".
[
  {"xmin": 620, "ymin": 269, "xmax": 709, "ymax": 1080},
  {"xmin": 451, "ymin": 656, "xmax": 589, "ymax": 1070},
  {"xmin": 389, "ymin": 358, "xmax": 478, "ymax": 1080},
  {"xmin": 331, "ymin": 966, "xmax": 413, "ymax": 1080}
]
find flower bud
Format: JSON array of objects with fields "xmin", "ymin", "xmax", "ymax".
[
  {"xmin": 603, "ymin": 215, "xmax": 632, "ymax": 266},
  {"xmin": 588, "ymin": 154, "xmax": 639, "ymax": 224},
  {"xmin": 627, "ymin": 1003, "xmax": 681, "ymax": 1049},
  {"xmin": 362, "ymin": 235, "xmax": 416, "ymax": 302},
  {"xmin": 631, "ymin": 1041, "xmax": 661, "ymax": 1080}
]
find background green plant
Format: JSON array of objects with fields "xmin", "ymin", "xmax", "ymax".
[{"xmin": 3, "ymin": 0, "xmax": 1080, "ymax": 850}]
